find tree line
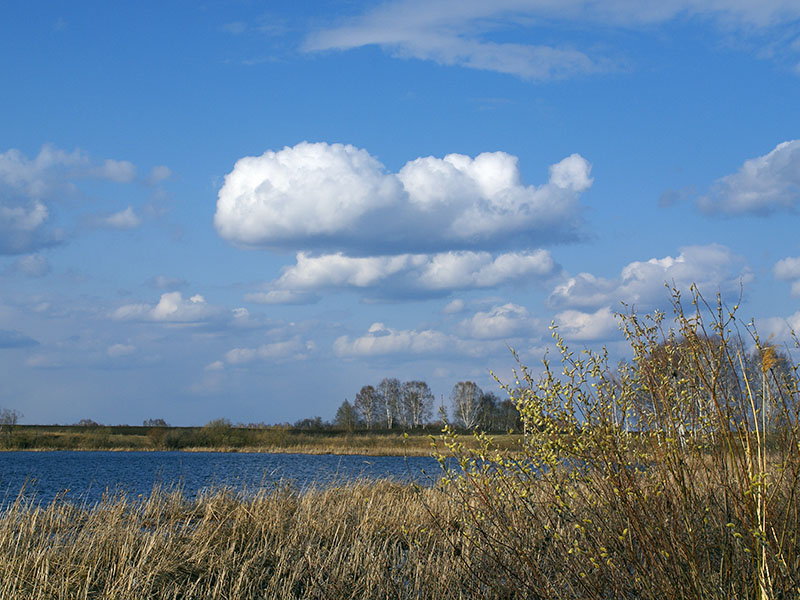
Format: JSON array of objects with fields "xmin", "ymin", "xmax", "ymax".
[{"xmin": 333, "ymin": 378, "xmax": 522, "ymax": 432}]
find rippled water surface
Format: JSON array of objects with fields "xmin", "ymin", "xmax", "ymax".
[{"xmin": 0, "ymin": 451, "xmax": 444, "ymax": 507}]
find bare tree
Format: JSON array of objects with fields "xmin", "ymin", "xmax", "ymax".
[
  {"xmin": 378, "ymin": 378, "xmax": 401, "ymax": 429},
  {"xmin": 354, "ymin": 385, "xmax": 379, "ymax": 429},
  {"xmin": 451, "ymin": 381, "xmax": 482, "ymax": 429},
  {"xmin": 401, "ymin": 380, "xmax": 434, "ymax": 428},
  {"xmin": 0, "ymin": 408, "xmax": 21, "ymax": 446}
]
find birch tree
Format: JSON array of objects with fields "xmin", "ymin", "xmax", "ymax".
[{"xmin": 451, "ymin": 381, "xmax": 482, "ymax": 430}]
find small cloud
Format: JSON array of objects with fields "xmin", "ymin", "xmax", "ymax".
[
  {"xmin": 0, "ymin": 329, "xmax": 39, "ymax": 349},
  {"xmin": 107, "ymin": 343, "xmax": 136, "ymax": 357},
  {"xmin": 549, "ymin": 244, "xmax": 751, "ymax": 310},
  {"xmin": 6, "ymin": 254, "xmax": 50, "ymax": 277},
  {"xmin": 244, "ymin": 290, "xmax": 320, "ymax": 305},
  {"xmin": 112, "ymin": 292, "xmax": 222, "ymax": 323},
  {"xmin": 442, "ymin": 299, "xmax": 465, "ymax": 315},
  {"xmin": 697, "ymin": 140, "xmax": 800, "ymax": 215},
  {"xmin": 555, "ymin": 306, "xmax": 619, "ymax": 342},
  {"xmin": 147, "ymin": 275, "xmax": 187, "ymax": 290},
  {"xmin": 91, "ymin": 159, "xmax": 137, "ymax": 183},
  {"xmin": 102, "ymin": 206, "xmax": 142, "ymax": 229},
  {"xmin": 224, "ymin": 338, "xmax": 311, "ymax": 364},
  {"xmin": 205, "ymin": 360, "xmax": 225, "ymax": 371},
  {"xmin": 459, "ymin": 303, "xmax": 540, "ymax": 340},
  {"xmin": 147, "ymin": 165, "xmax": 172, "ymax": 185},
  {"xmin": 774, "ymin": 256, "xmax": 800, "ymax": 297},
  {"xmin": 334, "ymin": 323, "xmax": 453, "ymax": 357},
  {"xmin": 222, "ymin": 21, "xmax": 247, "ymax": 35}
]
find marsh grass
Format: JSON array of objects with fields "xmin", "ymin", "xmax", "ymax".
[{"xmin": 0, "ymin": 480, "xmax": 476, "ymax": 599}]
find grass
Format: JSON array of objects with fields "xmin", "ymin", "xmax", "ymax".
[
  {"xmin": 0, "ymin": 481, "xmax": 470, "ymax": 599},
  {"xmin": 1, "ymin": 426, "xmax": 521, "ymax": 456}
]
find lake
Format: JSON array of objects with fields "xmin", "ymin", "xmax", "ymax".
[{"xmin": 0, "ymin": 451, "xmax": 445, "ymax": 507}]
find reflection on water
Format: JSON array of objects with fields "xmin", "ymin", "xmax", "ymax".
[{"xmin": 0, "ymin": 451, "xmax": 445, "ymax": 507}]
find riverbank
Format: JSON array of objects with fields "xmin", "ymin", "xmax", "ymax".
[{"xmin": 0, "ymin": 424, "xmax": 520, "ymax": 455}]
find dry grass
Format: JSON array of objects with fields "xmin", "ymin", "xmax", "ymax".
[{"xmin": 0, "ymin": 481, "xmax": 475, "ymax": 599}]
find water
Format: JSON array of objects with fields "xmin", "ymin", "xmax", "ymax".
[{"xmin": 0, "ymin": 451, "xmax": 445, "ymax": 508}]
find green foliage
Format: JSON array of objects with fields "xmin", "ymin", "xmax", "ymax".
[{"xmin": 435, "ymin": 287, "xmax": 800, "ymax": 599}]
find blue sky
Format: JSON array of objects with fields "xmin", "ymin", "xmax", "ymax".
[{"xmin": 1, "ymin": 0, "xmax": 799, "ymax": 425}]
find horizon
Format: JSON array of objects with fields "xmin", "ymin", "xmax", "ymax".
[{"xmin": 1, "ymin": 1, "xmax": 799, "ymax": 426}]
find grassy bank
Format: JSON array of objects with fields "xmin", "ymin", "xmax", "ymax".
[{"xmin": 0, "ymin": 425, "xmax": 521, "ymax": 455}]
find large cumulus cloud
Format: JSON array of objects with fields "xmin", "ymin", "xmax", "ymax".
[{"xmin": 214, "ymin": 142, "xmax": 592, "ymax": 254}]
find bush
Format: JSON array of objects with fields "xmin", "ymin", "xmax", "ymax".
[{"xmin": 435, "ymin": 287, "xmax": 800, "ymax": 599}]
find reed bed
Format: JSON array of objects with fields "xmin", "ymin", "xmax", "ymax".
[{"xmin": 0, "ymin": 481, "xmax": 471, "ymax": 599}]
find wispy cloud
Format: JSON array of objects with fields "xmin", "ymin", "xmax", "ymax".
[{"xmin": 304, "ymin": 0, "xmax": 800, "ymax": 80}]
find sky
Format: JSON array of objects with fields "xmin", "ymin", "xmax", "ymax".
[{"xmin": 1, "ymin": 0, "xmax": 799, "ymax": 426}]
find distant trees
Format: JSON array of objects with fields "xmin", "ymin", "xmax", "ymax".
[
  {"xmin": 77, "ymin": 418, "xmax": 100, "ymax": 427},
  {"xmin": 378, "ymin": 378, "xmax": 401, "ymax": 429},
  {"xmin": 334, "ymin": 400, "xmax": 361, "ymax": 432},
  {"xmin": 401, "ymin": 381, "xmax": 434, "ymax": 428},
  {"xmin": 451, "ymin": 381, "xmax": 482, "ymax": 429},
  {"xmin": 143, "ymin": 418, "xmax": 169, "ymax": 427},
  {"xmin": 0, "ymin": 407, "xmax": 21, "ymax": 446},
  {"xmin": 354, "ymin": 385, "xmax": 379, "ymax": 429}
]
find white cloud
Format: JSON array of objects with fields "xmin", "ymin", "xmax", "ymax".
[
  {"xmin": 549, "ymin": 244, "xmax": 751, "ymax": 309},
  {"xmin": 215, "ymin": 142, "xmax": 591, "ymax": 253},
  {"xmin": 102, "ymin": 206, "xmax": 142, "ymax": 229},
  {"xmin": 757, "ymin": 311, "xmax": 800, "ymax": 342},
  {"xmin": 442, "ymin": 299, "xmax": 465, "ymax": 314},
  {"xmin": 147, "ymin": 165, "xmax": 172, "ymax": 184},
  {"xmin": 0, "ymin": 144, "xmax": 149, "ymax": 254},
  {"xmin": 112, "ymin": 292, "xmax": 223, "ymax": 323},
  {"xmin": 555, "ymin": 306, "xmax": 619, "ymax": 341},
  {"xmin": 107, "ymin": 343, "xmax": 136, "ymax": 357},
  {"xmin": 244, "ymin": 290, "xmax": 321, "ymax": 305},
  {"xmin": 334, "ymin": 322, "xmax": 454, "ymax": 356},
  {"xmin": 6, "ymin": 254, "xmax": 50, "ymax": 277},
  {"xmin": 148, "ymin": 275, "xmax": 187, "ymax": 290},
  {"xmin": 774, "ymin": 256, "xmax": 800, "ymax": 280},
  {"xmin": 205, "ymin": 360, "xmax": 225, "ymax": 371},
  {"xmin": 91, "ymin": 159, "xmax": 136, "ymax": 183},
  {"xmin": 698, "ymin": 140, "xmax": 800, "ymax": 215},
  {"xmin": 774, "ymin": 256, "xmax": 800, "ymax": 297},
  {"xmin": 459, "ymin": 303, "xmax": 540, "ymax": 339},
  {"xmin": 256, "ymin": 249, "xmax": 557, "ymax": 302},
  {"xmin": 224, "ymin": 338, "xmax": 312, "ymax": 364},
  {"xmin": 305, "ymin": 1, "xmax": 800, "ymax": 80}
]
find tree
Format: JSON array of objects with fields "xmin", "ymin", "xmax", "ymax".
[
  {"xmin": 143, "ymin": 418, "xmax": 169, "ymax": 427},
  {"xmin": 496, "ymin": 398, "xmax": 522, "ymax": 432},
  {"xmin": 477, "ymin": 391, "xmax": 500, "ymax": 430},
  {"xmin": 401, "ymin": 380, "xmax": 434, "ymax": 428},
  {"xmin": 378, "ymin": 378, "xmax": 401, "ymax": 429},
  {"xmin": 451, "ymin": 381, "xmax": 482, "ymax": 429},
  {"xmin": 0, "ymin": 407, "xmax": 21, "ymax": 446},
  {"xmin": 77, "ymin": 418, "xmax": 100, "ymax": 427},
  {"xmin": 354, "ymin": 385, "xmax": 379, "ymax": 429},
  {"xmin": 334, "ymin": 399, "xmax": 361, "ymax": 432}
]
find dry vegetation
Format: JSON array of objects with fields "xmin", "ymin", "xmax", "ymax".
[{"xmin": 2, "ymin": 287, "xmax": 799, "ymax": 599}]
